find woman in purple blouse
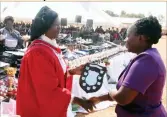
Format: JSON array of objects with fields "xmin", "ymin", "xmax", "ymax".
[{"xmin": 89, "ymin": 16, "xmax": 167, "ymax": 117}]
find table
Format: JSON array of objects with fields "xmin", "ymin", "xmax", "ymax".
[{"xmin": 0, "ymin": 61, "xmax": 9, "ymax": 68}]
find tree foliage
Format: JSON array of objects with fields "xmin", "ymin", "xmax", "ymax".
[
  {"xmin": 157, "ymin": 15, "xmax": 164, "ymax": 24},
  {"xmin": 104, "ymin": 10, "xmax": 145, "ymax": 18},
  {"xmin": 104, "ymin": 10, "xmax": 119, "ymax": 17}
]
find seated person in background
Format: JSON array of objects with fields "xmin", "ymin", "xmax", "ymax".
[{"xmin": 0, "ymin": 16, "xmax": 24, "ymax": 51}]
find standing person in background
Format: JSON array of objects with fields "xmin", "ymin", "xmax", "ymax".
[
  {"xmin": 28, "ymin": 28, "xmax": 31, "ymax": 35},
  {"xmin": 116, "ymin": 28, "xmax": 119, "ymax": 40},
  {"xmin": 0, "ymin": 16, "xmax": 24, "ymax": 50},
  {"xmin": 89, "ymin": 16, "xmax": 167, "ymax": 117},
  {"xmin": 109, "ymin": 27, "xmax": 114, "ymax": 42},
  {"xmin": 108, "ymin": 28, "xmax": 111, "ymax": 32},
  {"xmin": 95, "ymin": 26, "xmax": 98, "ymax": 33},
  {"xmin": 98, "ymin": 26, "xmax": 105, "ymax": 34},
  {"xmin": 120, "ymin": 28, "xmax": 127, "ymax": 41},
  {"xmin": 113, "ymin": 28, "xmax": 119, "ymax": 40},
  {"xmin": 16, "ymin": 6, "xmax": 94, "ymax": 117},
  {"xmin": 111, "ymin": 27, "xmax": 115, "ymax": 35},
  {"xmin": 104, "ymin": 30, "xmax": 110, "ymax": 41},
  {"xmin": 90, "ymin": 27, "xmax": 94, "ymax": 33}
]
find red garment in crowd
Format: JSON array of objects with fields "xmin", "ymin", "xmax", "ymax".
[
  {"xmin": 16, "ymin": 40, "xmax": 71, "ymax": 117},
  {"xmin": 114, "ymin": 33, "xmax": 118, "ymax": 39}
]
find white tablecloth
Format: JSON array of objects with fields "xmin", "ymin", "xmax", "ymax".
[{"xmin": 0, "ymin": 62, "xmax": 9, "ymax": 68}]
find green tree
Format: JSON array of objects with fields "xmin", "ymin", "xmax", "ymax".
[
  {"xmin": 158, "ymin": 15, "xmax": 164, "ymax": 24},
  {"xmin": 120, "ymin": 10, "xmax": 126, "ymax": 17},
  {"xmin": 104, "ymin": 10, "xmax": 119, "ymax": 17},
  {"xmin": 105, "ymin": 10, "xmax": 145, "ymax": 18},
  {"xmin": 120, "ymin": 10, "xmax": 145, "ymax": 18}
]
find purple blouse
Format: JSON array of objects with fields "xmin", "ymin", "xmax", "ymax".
[{"xmin": 116, "ymin": 48, "xmax": 167, "ymax": 117}]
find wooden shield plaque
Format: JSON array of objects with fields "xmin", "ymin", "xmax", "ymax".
[{"xmin": 79, "ymin": 63, "xmax": 106, "ymax": 93}]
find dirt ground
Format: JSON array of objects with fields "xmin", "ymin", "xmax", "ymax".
[{"xmin": 76, "ymin": 36, "xmax": 167, "ymax": 117}]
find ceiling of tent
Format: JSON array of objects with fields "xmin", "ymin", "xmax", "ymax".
[
  {"xmin": 0, "ymin": 2, "xmax": 121, "ymax": 27},
  {"xmin": 1, "ymin": 2, "xmax": 165, "ymax": 28}
]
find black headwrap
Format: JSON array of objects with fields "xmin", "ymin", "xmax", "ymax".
[{"xmin": 30, "ymin": 6, "xmax": 58, "ymax": 41}]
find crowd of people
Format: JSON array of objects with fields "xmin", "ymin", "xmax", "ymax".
[
  {"xmin": 0, "ymin": 21, "xmax": 31, "ymax": 36},
  {"xmin": 0, "ymin": 19, "xmax": 127, "ymax": 41},
  {"xmin": 0, "ymin": 15, "xmax": 127, "ymax": 55},
  {"xmin": 0, "ymin": 16, "xmax": 127, "ymax": 53},
  {"xmin": 0, "ymin": 16, "xmax": 25, "ymax": 52}
]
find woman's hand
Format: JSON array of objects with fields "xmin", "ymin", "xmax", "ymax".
[
  {"xmin": 73, "ymin": 97, "xmax": 95, "ymax": 112},
  {"xmin": 89, "ymin": 97, "xmax": 101, "ymax": 105},
  {"xmin": 69, "ymin": 64, "xmax": 85, "ymax": 75},
  {"xmin": 89, "ymin": 93, "xmax": 113, "ymax": 105}
]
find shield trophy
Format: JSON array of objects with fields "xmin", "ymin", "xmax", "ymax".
[{"xmin": 79, "ymin": 63, "xmax": 106, "ymax": 93}]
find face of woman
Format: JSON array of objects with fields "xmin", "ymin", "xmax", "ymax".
[
  {"xmin": 47, "ymin": 18, "xmax": 60, "ymax": 39},
  {"xmin": 125, "ymin": 25, "xmax": 142, "ymax": 53},
  {"xmin": 126, "ymin": 25, "xmax": 149, "ymax": 54}
]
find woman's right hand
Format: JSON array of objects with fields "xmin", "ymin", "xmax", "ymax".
[
  {"xmin": 69, "ymin": 64, "xmax": 85, "ymax": 75},
  {"xmin": 73, "ymin": 97, "xmax": 95, "ymax": 112},
  {"xmin": 89, "ymin": 97, "xmax": 101, "ymax": 105},
  {"xmin": 89, "ymin": 93, "xmax": 113, "ymax": 105}
]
